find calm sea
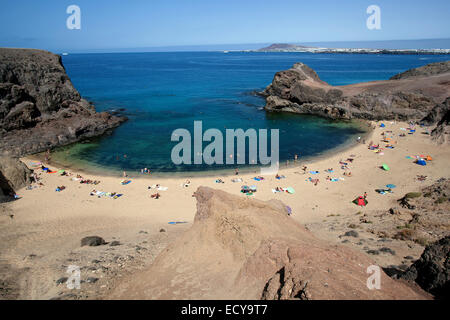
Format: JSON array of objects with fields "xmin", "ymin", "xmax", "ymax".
[{"xmin": 50, "ymin": 52, "xmax": 448, "ymax": 175}]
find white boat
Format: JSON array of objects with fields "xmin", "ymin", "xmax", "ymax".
[{"xmin": 62, "ymin": 53, "xmax": 69, "ymax": 56}]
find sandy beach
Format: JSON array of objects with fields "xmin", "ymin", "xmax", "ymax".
[{"xmin": 1, "ymin": 120, "xmax": 449, "ymax": 299}]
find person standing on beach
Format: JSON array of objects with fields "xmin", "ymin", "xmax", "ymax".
[
  {"xmin": 294, "ymin": 154, "xmax": 298, "ymax": 162},
  {"xmin": 235, "ymin": 168, "xmax": 239, "ymax": 175}
]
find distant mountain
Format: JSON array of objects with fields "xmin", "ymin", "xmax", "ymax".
[{"xmin": 257, "ymin": 43, "xmax": 312, "ymax": 51}]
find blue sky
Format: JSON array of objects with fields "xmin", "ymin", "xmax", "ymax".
[{"xmin": 1, "ymin": 0, "xmax": 449, "ymax": 51}]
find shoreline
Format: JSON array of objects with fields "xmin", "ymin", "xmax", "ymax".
[{"xmin": 25, "ymin": 119, "xmax": 373, "ymax": 179}]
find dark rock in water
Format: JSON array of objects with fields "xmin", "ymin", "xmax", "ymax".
[
  {"xmin": 109, "ymin": 241, "xmax": 121, "ymax": 246},
  {"xmin": 81, "ymin": 236, "xmax": 106, "ymax": 247},
  {"xmin": 0, "ymin": 156, "xmax": 31, "ymax": 202},
  {"xmin": 0, "ymin": 48, "xmax": 126, "ymax": 157},
  {"xmin": 400, "ymin": 236, "xmax": 449, "ymax": 299},
  {"xmin": 344, "ymin": 230, "xmax": 359, "ymax": 238},
  {"xmin": 263, "ymin": 61, "xmax": 450, "ymax": 121}
]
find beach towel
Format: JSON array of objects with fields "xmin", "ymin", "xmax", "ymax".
[
  {"xmin": 309, "ymin": 171, "xmax": 319, "ymax": 175},
  {"xmin": 416, "ymin": 159, "xmax": 427, "ymax": 166},
  {"xmin": 168, "ymin": 221, "xmax": 188, "ymax": 225},
  {"xmin": 231, "ymin": 178, "xmax": 243, "ymax": 183},
  {"xmin": 157, "ymin": 186, "xmax": 168, "ymax": 191},
  {"xmin": 386, "ymin": 184, "xmax": 396, "ymax": 189},
  {"xmin": 121, "ymin": 180, "xmax": 131, "ymax": 185},
  {"xmin": 286, "ymin": 187, "xmax": 295, "ymax": 194},
  {"xmin": 286, "ymin": 206, "xmax": 292, "ymax": 215},
  {"xmin": 382, "ymin": 164, "xmax": 390, "ymax": 171}
]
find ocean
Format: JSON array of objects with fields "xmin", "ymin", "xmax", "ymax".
[{"xmin": 50, "ymin": 52, "xmax": 449, "ymax": 175}]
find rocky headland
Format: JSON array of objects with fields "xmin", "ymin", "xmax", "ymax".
[
  {"xmin": 0, "ymin": 48, "xmax": 126, "ymax": 157},
  {"xmin": 263, "ymin": 61, "xmax": 450, "ymax": 139},
  {"xmin": 0, "ymin": 48, "xmax": 126, "ymax": 198}
]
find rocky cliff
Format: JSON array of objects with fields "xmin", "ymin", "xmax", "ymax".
[
  {"xmin": 109, "ymin": 187, "xmax": 429, "ymax": 300},
  {"xmin": 263, "ymin": 61, "xmax": 450, "ymax": 123},
  {"xmin": 0, "ymin": 156, "xmax": 31, "ymax": 202},
  {"xmin": 0, "ymin": 48, "xmax": 126, "ymax": 156}
]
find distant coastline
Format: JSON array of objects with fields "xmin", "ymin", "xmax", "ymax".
[{"xmin": 246, "ymin": 43, "xmax": 450, "ymax": 55}]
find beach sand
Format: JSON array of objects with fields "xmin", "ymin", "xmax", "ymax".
[{"xmin": 1, "ymin": 120, "xmax": 449, "ymax": 299}]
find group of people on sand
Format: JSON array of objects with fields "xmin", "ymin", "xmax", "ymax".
[{"xmin": 140, "ymin": 168, "xmax": 151, "ymax": 174}]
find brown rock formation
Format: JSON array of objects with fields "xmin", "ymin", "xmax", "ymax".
[
  {"xmin": 263, "ymin": 61, "xmax": 450, "ymax": 122},
  {"xmin": 0, "ymin": 156, "xmax": 31, "ymax": 201},
  {"xmin": 109, "ymin": 187, "xmax": 430, "ymax": 300},
  {"xmin": 0, "ymin": 48, "xmax": 126, "ymax": 157}
]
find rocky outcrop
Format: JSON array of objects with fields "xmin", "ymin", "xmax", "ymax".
[
  {"xmin": 0, "ymin": 156, "xmax": 31, "ymax": 202},
  {"xmin": 263, "ymin": 61, "xmax": 450, "ymax": 122},
  {"xmin": 427, "ymin": 97, "xmax": 450, "ymax": 144},
  {"xmin": 390, "ymin": 61, "xmax": 450, "ymax": 80},
  {"xmin": 109, "ymin": 187, "xmax": 429, "ymax": 300},
  {"xmin": 0, "ymin": 48, "xmax": 126, "ymax": 156},
  {"xmin": 400, "ymin": 236, "xmax": 449, "ymax": 299}
]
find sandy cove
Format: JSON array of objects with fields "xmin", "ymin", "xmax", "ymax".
[{"xmin": 0, "ymin": 120, "xmax": 449, "ymax": 299}]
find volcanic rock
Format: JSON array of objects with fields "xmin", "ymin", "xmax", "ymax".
[
  {"xmin": 0, "ymin": 48, "xmax": 126, "ymax": 157},
  {"xmin": 263, "ymin": 61, "xmax": 450, "ymax": 122},
  {"xmin": 109, "ymin": 187, "xmax": 429, "ymax": 300},
  {"xmin": 400, "ymin": 236, "xmax": 449, "ymax": 299}
]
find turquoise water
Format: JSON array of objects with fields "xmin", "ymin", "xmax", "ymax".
[{"xmin": 52, "ymin": 52, "xmax": 449, "ymax": 174}]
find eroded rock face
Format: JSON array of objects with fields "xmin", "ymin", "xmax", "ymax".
[
  {"xmin": 109, "ymin": 187, "xmax": 429, "ymax": 300},
  {"xmin": 400, "ymin": 236, "xmax": 449, "ymax": 299},
  {"xmin": 263, "ymin": 61, "xmax": 450, "ymax": 121},
  {"xmin": 428, "ymin": 98, "xmax": 450, "ymax": 144},
  {"xmin": 0, "ymin": 48, "xmax": 126, "ymax": 156},
  {"xmin": 0, "ymin": 156, "xmax": 31, "ymax": 201}
]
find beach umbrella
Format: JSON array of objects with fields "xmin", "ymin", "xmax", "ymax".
[
  {"xmin": 382, "ymin": 164, "xmax": 390, "ymax": 171},
  {"xmin": 386, "ymin": 184, "xmax": 396, "ymax": 189},
  {"xmin": 380, "ymin": 123, "xmax": 386, "ymax": 128}
]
